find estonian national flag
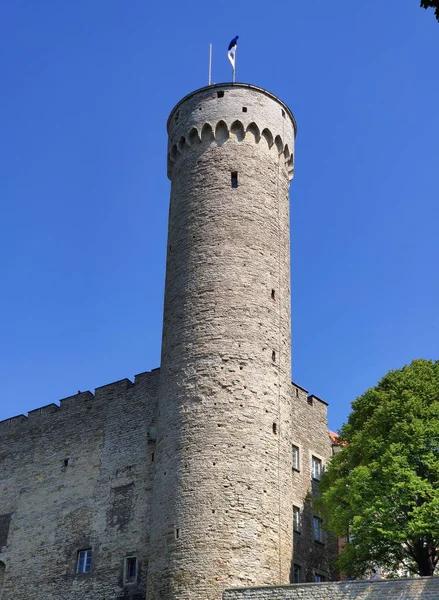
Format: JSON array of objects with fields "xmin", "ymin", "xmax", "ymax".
[{"xmin": 227, "ymin": 36, "xmax": 239, "ymax": 70}]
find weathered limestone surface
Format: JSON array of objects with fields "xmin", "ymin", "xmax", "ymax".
[
  {"xmin": 0, "ymin": 83, "xmax": 338, "ymax": 600},
  {"xmin": 290, "ymin": 386, "xmax": 338, "ymax": 582},
  {"xmin": 223, "ymin": 578, "xmax": 439, "ymax": 600},
  {"xmin": 148, "ymin": 84, "xmax": 296, "ymax": 600},
  {"xmin": 0, "ymin": 370, "xmax": 159, "ymax": 600}
]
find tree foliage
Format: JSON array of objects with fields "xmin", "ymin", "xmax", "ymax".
[
  {"xmin": 317, "ymin": 359, "xmax": 439, "ymax": 577},
  {"xmin": 421, "ymin": 0, "xmax": 439, "ymax": 22}
]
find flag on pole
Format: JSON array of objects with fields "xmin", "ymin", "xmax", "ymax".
[{"xmin": 227, "ymin": 36, "xmax": 239, "ymax": 80}]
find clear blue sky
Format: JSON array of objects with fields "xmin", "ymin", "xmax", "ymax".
[{"xmin": 1, "ymin": 1, "xmax": 438, "ymax": 431}]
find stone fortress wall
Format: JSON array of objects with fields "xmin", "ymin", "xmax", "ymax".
[
  {"xmin": 0, "ymin": 84, "xmax": 338, "ymax": 600},
  {"xmin": 223, "ymin": 577, "xmax": 439, "ymax": 600},
  {"xmin": 0, "ymin": 370, "xmax": 160, "ymax": 600}
]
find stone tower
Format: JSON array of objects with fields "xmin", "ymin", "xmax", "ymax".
[{"xmin": 148, "ymin": 83, "xmax": 296, "ymax": 600}]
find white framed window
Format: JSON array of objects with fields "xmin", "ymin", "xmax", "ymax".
[
  {"xmin": 293, "ymin": 505, "xmax": 301, "ymax": 533},
  {"xmin": 76, "ymin": 549, "xmax": 92, "ymax": 574},
  {"xmin": 312, "ymin": 455, "xmax": 323, "ymax": 481},
  {"xmin": 292, "ymin": 563, "xmax": 301, "ymax": 583},
  {"xmin": 292, "ymin": 445, "xmax": 300, "ymax": 471},
  {"xmin": 124, "ymin": 556, "xmax": 138, "ymax": 583},
  {"xmin": 313, "ymin": 516, "xmax": 325, "ymax": 544}
]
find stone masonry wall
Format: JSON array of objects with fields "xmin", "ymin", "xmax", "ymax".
[
  {"xmin": 223, "ymin": 578, "xmax": 439, "ymax": 600},
  {"xmin": 290, "ymin": 384, "xmax": 338, "ymax": 582},
  {"xmin": 0, "ymin": 369, "xmax": 159, "ymax": 600},
  {"xmin": 148, "ymin": 84, "xmax": 296, "ymax": 600}
]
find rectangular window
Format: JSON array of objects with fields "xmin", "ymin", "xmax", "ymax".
[
  {"xmin": 313, "ymin": 516, "xmax": 325, "ymax": 544},
  {"xmin": 314, "ymin": 573, "xmax": 325, "ymax": 582},
  {"xmin": 124, "ymin": 556, "xmax": 137, "ymax": 583},
  {"xmin": 231, "ymin": 171, "xmax": 238, "ymax": 188},
  {"xmin": 292, "ymin": 445, "xmax": 300, "ymax": 471},
  {"xmin": 292, "ymin": 563, "xmax": 301, "ymax": 583},
  {"xmin": 312, "ymin": 456, "xmax": 323, "ymax": 481},
  {"xmin": 76, "ymin": 549, "xmax": 92, "ymax": 574},
  {"xmin": 293, "ymin": 506, "xmax": 301, "ymax": 533}
]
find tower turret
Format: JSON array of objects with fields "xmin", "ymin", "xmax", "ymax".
[{"xmin": 148, "ymin": 83, "xmax": 296, "ymax": 600}]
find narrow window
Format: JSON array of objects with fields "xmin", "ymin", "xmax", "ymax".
[
  {"xmin": 271, "ymin": 289, "xmax": 275, "ymax": 300},
  {"xmin": 124, "ymin": 556, "xmax": 137, "ymax": 583},
  {"xmin": 151, "ymin": 452, "xmax": 155, "ymax": 463},
  {"xmin": 76, "ymin": 549, "xmax": 92, "ymax": 574},
  {"xmin": 63, "ymin": 458, "xmax": 69, "ymax": 467},
  {"xmin": 292, "ymin": 563, "xmax": 301, "ymax": 584},
  {"xmin": 292, "ymin": 445, "xmax": 300, "ymax": 471},
  {"xmin": 295, "ymin": 388, "xmax": 299, "ymax": 398},
  {"xmin": 231, "ymin": 171, "xmax": 238, "ymax": 188},
  {"xmin": 217, "ymin": 91, "xmax": 224, "ymax": 98},
  {"xmin": 272, "ymin": 422, "xmax": 277, "ymax": 435},
  {"xmin": 281, "ymin": 109, "xmax": 285, "ymax": 117},
  {"xmin": 293, "ymin": 506, "xmax": 301, "ymax": 533},
  {"xmin": 272, "ymin": 350, "xmax": 276, "ymax": 362},
  {"xmin": 175, "ymin": 527, "xmax": 180, "ymax": 540},
  {"xmin": 242, "ymin": 106, "xmax": 247, "ymax": 112},
  {"xmin": 312, "ymin": 456, "xmax": 323, "ymax": 481},
  {"xmin": 313, "ymin": 516, "xmax": 325, "ymax": 544}
]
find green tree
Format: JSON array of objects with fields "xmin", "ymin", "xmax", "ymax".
[
  {"xmin": 421, "ymin": 0, "xmax": 439, "ymax": 22},
  {"xmin": 317, "ymin": 359, "xmax": 439, "ymax": 577}
]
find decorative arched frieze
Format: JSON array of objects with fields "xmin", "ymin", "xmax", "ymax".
[
  {"xmin": 201, "ymin": 123, "xmax": 214, "ymax": 142},
  {"xmin": 215, "ymin": 120, "xmax": 229, "ymax": 144},
  {"xmin": 246, "ymin": 122, "xmax": 260, "ymax": 143},
  {"xmin": 231, "ymin": 120, "xmax": 245, "ymax": 141},
  {"xmin": 261, "ymin": 128, "xmax": 274, "ymax": 149}
]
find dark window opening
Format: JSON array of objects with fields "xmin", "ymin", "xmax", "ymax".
[
  {"xmin": 242, "ymin": 106, "xmax": 247, "ymax": 112},
  {"xmin": 217, "ymin": 91, "xmax": 224, "ymax": 98},
  {"xmin": 151, "ymin": 452, "xmax": 155, "ymax": 463},
  {"xmin": 281, "ymin": 109, "xmax": 285, "ymax": 117},
  {"xmin": 231, "ymin": 171, "xmax": 238, "ymax": 188},
  {"xmin": 175, "ymin": 527, "xmax": 180, "ymax": 539},
  {"xmin": 272, "ymin": 350, "xmax": 276, "ymax": 362},
  {"xmin": 125, "ymin": 556, "xmax": 137, "ymax": 583},
  {"xmin": 271, "ymin": 289, "xmax": 276, "ymax": 300},
  {"xmin": 272, "ymin": 423, "xmax": 277, "ymax": 435},
  {"xmin": 63, "ymin": 458, "xmax": 69, "ymax": 467},
  {"xmin": 292, "ymin": 563, "xmax": 301, "ymax": 584}
]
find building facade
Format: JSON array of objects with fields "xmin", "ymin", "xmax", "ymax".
[{"xmin": 0, "ymin": 83, "xmax": 336, "ymax": 600}]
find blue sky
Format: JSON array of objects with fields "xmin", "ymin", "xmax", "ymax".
[{"xmin": 1, "ymin": 1, "xmax": 438, "ymax": 431}]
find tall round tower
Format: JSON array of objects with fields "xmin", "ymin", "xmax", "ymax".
[{"xmin": 148, "ymin": 83, "xmax": 296, "ymax": 600}]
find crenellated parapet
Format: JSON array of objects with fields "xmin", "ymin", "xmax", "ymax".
[
  {"xmin": 0, "ymin": 369, "xmax": 160, "ymax": 437},
  {"xmin": 166, "ymin": 83, "xmax": 296, "ymax": 181}
]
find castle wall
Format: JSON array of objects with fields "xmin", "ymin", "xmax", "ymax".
[
  {"xmin": 223, "ymin": 577, "xmax": 439, "ymax": 600},
  {"xmin": 290, "ymin": 384, "xmax": 338, "ymax": 582},
  {"xmin": 0, "ymin": 370, "xmax": 159, "ymax": 600}
]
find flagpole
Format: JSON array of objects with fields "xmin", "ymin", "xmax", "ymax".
[
  {"xmin": 208, "ymin": 43, "xmax": 212, "ymax": 85},
  {"xmin": 232, "ymin": 47, "xmax": 236, "ymax": 83}
]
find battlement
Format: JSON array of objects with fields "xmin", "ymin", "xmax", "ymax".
[{"xmin": 0, "ymin": 369, "xmax": 160, "ymax": 436}]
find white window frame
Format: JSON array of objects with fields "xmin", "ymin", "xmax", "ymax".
[
  {"xmin": 313, "ymin": 516, "xmax": 325, "ymax": 544},
  {"xmin": 292, "ymin": 444, "xmax": 300, "ymax": 471},
  {"xmin": 76, "ymin": 548, "xmax": 92, "ymax": 574},
  {"xmin": 311, "ymin": 455, "xmax": 323, "ymax": 481},
  {"xmin": 293, "ymin": 505, "xmax": 301, "ymax": 533}
]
